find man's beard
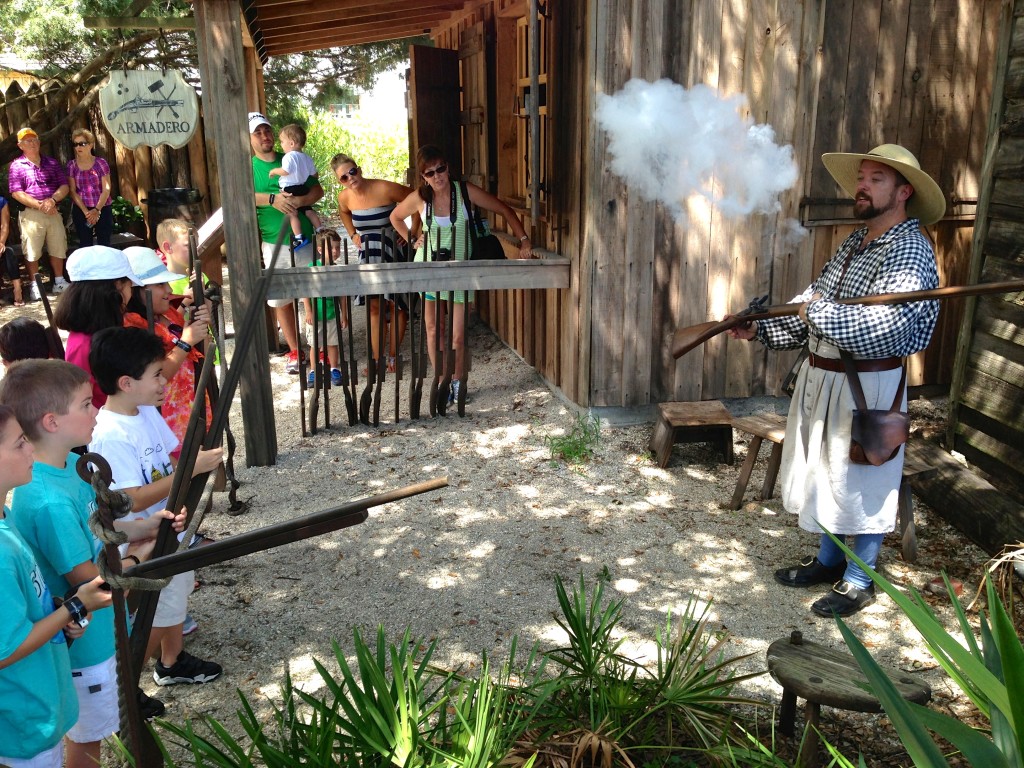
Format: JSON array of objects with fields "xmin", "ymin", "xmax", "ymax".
[{"xmin": 853, "ymin": 192, "xmax": 896, "ymax": 220}]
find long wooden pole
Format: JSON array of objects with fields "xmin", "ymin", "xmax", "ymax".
[{"xmin": 671, "ymin": 280, "xmax": 1024, "ymax": 359}]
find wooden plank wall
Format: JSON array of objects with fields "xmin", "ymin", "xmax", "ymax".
[
  {"xmin": 0, "ymin": 77, "xmax": 218, "ymax": 242},
  {"xmin": 949, "ymin": 1, "xmax": 1024, "ymax": 501},
  {"xmin": 422, "ymin": 0, "xmax": 1000, "ymax": 407}
]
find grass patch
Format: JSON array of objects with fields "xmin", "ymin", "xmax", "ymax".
[{"xmin": 546, "ymin": 412, "xmax": 601, "ymax": 464}]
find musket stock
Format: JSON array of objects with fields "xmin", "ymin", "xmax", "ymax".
[{"xmin": 671, "ymin": 279, "xmax": 1024, "ymax": 359}]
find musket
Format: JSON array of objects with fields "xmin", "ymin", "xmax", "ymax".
[
  {"xmin": 34, "ymin": 275, "xmax": 65, "ymax": 359},
  {"xmin": 671, "ymin": 279, "xmax": 1024, "ymax": 359}
]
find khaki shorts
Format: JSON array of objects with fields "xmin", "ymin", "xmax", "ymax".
[
  {"xmin": 19, "ymin": 208, "xmax": 67, "ymax": 262},
  {"xmin": 67, "ymin": 656, "xmax": 119, "ymax": 744},
  {"xmin": 305, "ymin": 307, "xmax": 340, "ymax": 347},
  {"xmin": 262, "ymin": 240, "xmax": 294, "ymax": 308},
  {"xmin": 154, "ymin": 569, "xmax": 195, "ymax": 627}
]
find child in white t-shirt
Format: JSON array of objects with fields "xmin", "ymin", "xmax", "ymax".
[
  {"xmin": 87, "ymin": 326, "xmax": 223, "ymax": 687},
  {"xmin": 268, "ymin": 123, "xmax": 323, "ymax": 249}
]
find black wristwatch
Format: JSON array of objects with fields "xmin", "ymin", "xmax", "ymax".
[
  {"xmin": 64, "ymin": 595, "xmax": 89, "ymax": 627},
  {"xmin": 269, "ymin": 193, "xmax": 276, "ymax": 205}
]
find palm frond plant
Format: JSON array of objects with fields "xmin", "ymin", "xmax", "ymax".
[{"xmin": 826, "ymin": 531, "xmax": 1024, "ymax": 768}]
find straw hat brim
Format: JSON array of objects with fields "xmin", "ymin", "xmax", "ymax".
[{"xmin": 821, "ymin": 147, "xmax": 946, "ymax": 226}]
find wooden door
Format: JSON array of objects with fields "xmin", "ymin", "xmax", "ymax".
[
  {"xmin": 459, "ymin": 21, "xmax": 489, "ymax": 188},
  {"xmin": 408, "ymin": 45, "xmax": 462, "ymax": 179}
]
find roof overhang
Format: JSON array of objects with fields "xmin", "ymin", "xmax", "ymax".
[{"xmin": 241, "ymin": 0, "xmax": 470, "ymax": 60}]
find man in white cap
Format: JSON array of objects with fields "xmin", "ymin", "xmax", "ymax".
[
  {"xmin": 729, "ymin": 144, "xmax": 944, "ymax": 617},
  {"xmin": 7, "ymin": 126, "xmax": 71, "ymax": 299},
  {"xmin": 249, "ymin": 111, "xmax": 324, "ymax": 374}
]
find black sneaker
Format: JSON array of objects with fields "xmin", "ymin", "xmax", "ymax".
[
  {"xmin": 138, "ymin": 689, "xmax": 165, "ymax": 719},
  {"xmin": 774, "ymin": 555, "xmax": 846, "ymax": 588},
  {"xmin": 153, "ymin": 650, "xmax": 222, "ymax": 685},
  {"xmin": 811, "ymin": 580, "xmax": 876, "ymax": 617}
]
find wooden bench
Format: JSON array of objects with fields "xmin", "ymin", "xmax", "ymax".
[
  {"xmin": 767, "ymin": 630, "xmax": 931, "ymax": 768},
  {"xmin": 728, "ymin": 413, "xmax": 787, "ymax": 510},
  {"xmin": 729, "ymin": 416, "xmax": 936, "ymax": 564},
  {"xmin": 649, "ymin": 401, "xmax": 734, "ymax": 468}
]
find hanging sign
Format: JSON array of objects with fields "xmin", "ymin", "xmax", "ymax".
[{"xmin": 99, "ymin": 70, "xmax": 199, "ymax": 149}]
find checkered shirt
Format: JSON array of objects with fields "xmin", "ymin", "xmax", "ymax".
[
  {"xmin": 66, "ymin": 157, "xmax": 111, "ymax": 208},
  {"xmin": 756, "ymin": 219, "xmax": 939, "ymax": 358},
  {"xmin": 7, "ymin": 154, "xmax": 68, "ymax": 201}
]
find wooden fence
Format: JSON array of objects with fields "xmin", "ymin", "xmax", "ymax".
[{"xmin": 1, "ymin": 77, "xmax": 217, "ymax": 242}]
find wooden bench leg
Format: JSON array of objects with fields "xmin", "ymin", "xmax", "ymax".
[
  {"xmin": 649, "ymin": 415, "xmax": 673, "ymax": 468},
  {"xmin": 730, "ymin": 436, "xmax": 763, "ymax": 510},
  {"xmin": 760, "ymin": 442, "xmax": 783, "ymax": 500},
  {"xmin": 899, "ymin": 479, "xmax": 918, "ymax": 563},
  {"xmin": 779, "ymin": 687, "xmax": 796, "ymax": 736},
  {"xmin": 797, "ymin": 701, "xmax": 821, "ymax": 768}
]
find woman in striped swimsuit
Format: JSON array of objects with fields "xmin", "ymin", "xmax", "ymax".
[{"xmin": 332, "ymin": 154, "xmax": 416, "ymax": 372}]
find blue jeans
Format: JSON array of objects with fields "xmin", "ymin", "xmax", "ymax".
[{"xmin": 817, "ymin": 533, "xmax": 884, "ymax": 590}]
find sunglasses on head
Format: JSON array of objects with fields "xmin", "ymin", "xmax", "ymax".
[
  {"xmin": 73, "ymin": 141, "xmax": 90, "ymax": 147},
  {"xmin": 337, "ymin": 166, "xmax": 361, "ymax": 182},
  {"xmin": 422, "ymin": 164, "xmax": 448, "ymax": 178}
]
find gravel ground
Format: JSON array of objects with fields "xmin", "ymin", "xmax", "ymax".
[{"xmin": 0, "ymin": 274, "xmax": 998, "ymax": 766}]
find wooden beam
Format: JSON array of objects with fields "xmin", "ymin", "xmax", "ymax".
[
  {"xmin": 262, "ymin": 25, "xmax": 444, "ymax": 51},
  {"xmin": 194, "ymin": 0, "xmax": 277, "ymax": 466},
  {"xmin": 83, "ymin": 16, "xmax": 195, "ymax": 29},
  {"xmin": 257, "ymin": 8, "xmax": 455, "ymax": 34},
  {"xmin": 255, "ymin": 0, "xmax": 461, "ymax": 22},
  {"xmin": 265, "ymin": 253, "xmax": 570, "ymax": 301},
  {"xmin": 252, "ymin": 0, "xmax": 458, "ymax": 10},
  {"xmin": 266, "ymin": 31, "xmax": 428, "ymax": 55}
]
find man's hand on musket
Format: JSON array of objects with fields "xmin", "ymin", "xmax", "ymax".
[
  {"xmin": 193, "ymin": 447, "xmax": 224, "ymax": 477},
  {"xmin": 726, "ymin": 315, "xmax": 757, "ymax": 341},
  {"xmin": 797, "ymin": 292, "xmax": 823, "ymax": 324}
]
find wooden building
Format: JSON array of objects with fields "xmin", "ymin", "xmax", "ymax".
[
  {"xmin": 949, "ymin": 0, "xmax": 1024, "ymax": 500},
  {"xmin": 204, "ymin": 0, "xmax": 1005, "ymax": 463}
]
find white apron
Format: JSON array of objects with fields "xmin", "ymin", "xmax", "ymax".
[{"xmin": 779, "ymin": 337, "xmax": 905, "ymax": 535}]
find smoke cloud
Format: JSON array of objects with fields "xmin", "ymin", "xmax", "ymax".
[{"xmin": 595, "ymin": 79, "xmax": 798, "ymax": 221}]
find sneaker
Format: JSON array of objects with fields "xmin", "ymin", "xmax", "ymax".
[
  {"xmin": 330, "ymin": 368, "xmax": 343, "ymax": 386},
  {"xmin": 28, "ymin": 280, "xmax": 42, "ymax": 302},
  {"xmin": 291, "ymin": 236, "xmax": 310, "ymax": 251},
  {"xmin": 285, "ymin": 349, "xmax": 301, "ymax": 374},
  {"xmin": 811, "ymin": 580, "xmax": 876, "ymax": 617},
  {"xmin": 449, "ymin": 379, "xmax": 459, "ymax": 405},
  {"xmin": 182, "ymin": 613, "xmax": 198, "ymax": 636},
  {"xmin": 153, "ymin": 650, "xmax": 222, "ymax": 685},
  {"xmin": 52, "ymin": 276, "xmax": 70, "ymax": 294},
  {"xmin": 774, "ymin": 556, "xmax": 846, "ymax": 588},
  {"xmin": 307, "ymin": 369, "xmax": 317, "ymax": 387},
  {"xmin": 137, "ymin": 689, "xmax": 165, "ymax": 720}
]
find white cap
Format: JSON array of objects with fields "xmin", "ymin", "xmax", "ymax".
[
  {"xmin": 66, "ymin": 246, "xmax": 143, "ymax": 285},
  {"xmin": 248, "ymin": 111, "xmax": 271, "ymax": 133},
  {"xmin": 124, "ymin": 246, "xmax": 186, "ymax": 285}
]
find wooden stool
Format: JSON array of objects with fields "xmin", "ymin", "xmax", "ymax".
[
  {"xmin": 649, "ymin": 401, "xmax": 734, "ymax": 467},
  {"xmin": 898, "ymin": 450, "xmax": 937, "ymax": 564},
  {"xmin": 767, "ymin": 631, "xmax": 931, "ymax": 768},
  {"xmin": 729, "ymin": 413, "xmax": 788, "ymax": 509}
]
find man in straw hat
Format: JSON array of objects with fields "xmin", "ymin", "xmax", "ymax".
[
  {"xmin": 728, "ymin": 144, "xmax": 944, "ymax": 617},
  {"xmin": 7, "ymin": 127, "xmax": 71, "ymax": 300}
]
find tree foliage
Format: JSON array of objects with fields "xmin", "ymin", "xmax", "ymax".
[{"xmin": 0, "ymin": 0, "xmax": 418, "ymax": 163}]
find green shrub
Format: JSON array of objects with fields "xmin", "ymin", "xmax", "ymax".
[{"xmin": 545, "ymin": 413, "xmax": 601, "ymax": 464}]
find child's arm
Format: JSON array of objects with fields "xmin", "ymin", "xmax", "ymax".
[
  {"xmin": 302, "ymin": 298, "xmax": 314, "ymax": 323},
  {"xmin": 0, "ymin": 576, "xmax": 112, "ymax": 670},
  {"xmin": 115, "ymin": 447, "xmax": 224, "ymax": 513},
  {"xmin": 268, "ymin": 167, "xmax": 287, "ymax": 178}
]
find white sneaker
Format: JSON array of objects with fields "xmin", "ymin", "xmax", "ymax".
[
  {"xmin": 52, "ymin": 277, "xmax": 70, "ymax": 294},
  {"xmin": 28, "ymin": 281, "xmax": 42, "ymax": 302}
]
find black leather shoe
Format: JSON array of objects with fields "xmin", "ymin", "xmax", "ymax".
[
  {"xmin": 811, "ymin": 580, "xmax": 876, "ymax": 617},
  {"xmin": 774, "ymin": 555, "xmax": 846, "ymax": 588}
]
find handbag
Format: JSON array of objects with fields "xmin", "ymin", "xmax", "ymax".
[
  {"xmin": 459, "ymin": 181, "xmax": 506, "ymax": 260},
  {"xmin": 841, "ymin": 351, "xmax": 909, "ymax": 466}
]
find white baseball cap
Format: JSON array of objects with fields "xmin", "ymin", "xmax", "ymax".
[
  {"xmin": 66, "ymin": 246, "xmax": 143, "ymax": 285},
  {"xmin": 248, "ymin": 111, "xmax": 271, "ymax": 133},
  {"xmin": 124, "ymin": 246, "xmax": 185, "ymax": 285}
]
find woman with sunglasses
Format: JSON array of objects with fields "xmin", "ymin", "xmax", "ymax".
[
  {"xmin": 331, "ymin": 154, "xmax": 417, "ymax": 372},
  {"xmin": 389, "ymin": 145, "xmax": 533, "ymax": 406},
  {"xmin": 66, "ymin": 129, "xmax": 113, "ymax": 247}
]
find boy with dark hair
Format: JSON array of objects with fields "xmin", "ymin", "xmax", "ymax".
[
  {"xmin": 87, "ymin": 326, "xmax": 223, "ymax": 687},
  {"xmin": 0, "ymin": 316, "xmax": 50, "ymax": 366},
  {"xmin": 0, "ymin": 359, "xmax": 185, "ymax": 767}
]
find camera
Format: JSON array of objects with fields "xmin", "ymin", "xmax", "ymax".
[{"xmin": 434, "ymin": 247, "xmax": 451, "ymax": 262}]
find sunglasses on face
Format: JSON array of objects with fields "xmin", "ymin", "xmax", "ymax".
[
  {"xmin": 73, "ymin": 141, "xmax": 90, "ymax": 147},
  {"xmin": 337, "ymin": 166, "xmax": 361, "ymax": 182},
  {"xmin": 422, "ymin": 164, "xmax": 448, "ymax": 178}
]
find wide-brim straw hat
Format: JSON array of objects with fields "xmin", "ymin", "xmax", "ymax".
[{"xmin": 821, "ymin": 144, "xmax": 946, "ymax": 225}]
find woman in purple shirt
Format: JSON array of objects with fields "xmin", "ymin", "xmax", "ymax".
[{"xmin": 66, "ymin": 129, "xmax": 113, "ymax": 247}]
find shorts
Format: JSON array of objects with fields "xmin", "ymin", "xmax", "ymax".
[
  {"xmin": 262, "ymin": 241, "xmax": 292, "ymax": 307},
  {"xmin": 305, "ymin": 308, "xmax": 339, "ymax": 347},
  {"xmin": 0, "ymin": 741, "xmax": 64, "ymax": 768},
  {"xmin": 67, "ymin": 656, "xmax": 119, "ymax": 743},
  {"xmin": 153, "ymin": 569, "xmax": 195, "ymax": 627},
  {"xmin": 19, "ymin": 208, "xmax": 68, "ymax": 263},
  {"xmin": 283, "ymin": 184, "xmax": 313, "ymax": 214}
]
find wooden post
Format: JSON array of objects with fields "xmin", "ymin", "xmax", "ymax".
[{"xmin": 194, "ymin": 0, "xmax": 277, "ymax": 466}]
